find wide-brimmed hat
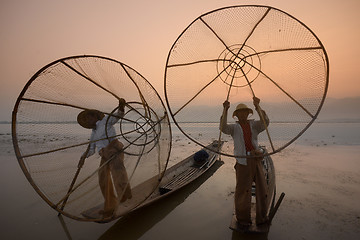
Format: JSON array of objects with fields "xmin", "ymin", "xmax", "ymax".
[
  {"xmin": 77, "ymin": 109, "xmax": 104, "ymax": 129},
  {"xmin": 232, "ymin": 103, "xmax": 253, "ymax": 117}
]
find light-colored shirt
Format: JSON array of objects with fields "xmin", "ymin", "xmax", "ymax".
[
  {"xmin": 85, "ymin": 110, "xmax": 124, "ymax": 157},
  {"xmin": 220, "ymin": 112, "xmax": 269, "ymax": 165}
]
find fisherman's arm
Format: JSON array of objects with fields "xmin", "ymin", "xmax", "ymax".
[
  {"xmin": 108, "ymin": 98, "xmax": 126, "ymax": 125},
  {"xmin": 81, "ymin": 131, "xmax": 96, "ymax": 159},
  {"xmin": 253, "ymin": 97, "xmax": 269, "ymax": 129},
  {"xmin": 79, "ymin": 142, "xmax": 95, "ymax": 167},
  {"xmin": 220, "ymin": 100, "xmax": 233, "ymax": 135}
]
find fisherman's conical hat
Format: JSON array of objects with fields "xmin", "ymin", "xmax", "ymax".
[
  {"xmin": 77, "ymin": 110, "xmax": 104, "ymax": 129},
  {"xmin": 232, "ymin": 103, "xmax": 253, "ymax": 117}
]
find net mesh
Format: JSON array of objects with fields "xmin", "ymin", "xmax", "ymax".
[
  {"xmin": 164, "ymin": 5, "xmax": 329, "ymax": 157},
  {"xmin": 12, "ymin": 55, "xmax": 171, "ymax": 221}
]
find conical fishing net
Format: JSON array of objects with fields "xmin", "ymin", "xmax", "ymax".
[
  {"xmin": 164, "ymin": 5, "xmax": 329, "ymax": 157},
  {"xmin": 12, "ymin": 55, "xmax": 171, "ymax": 222}
]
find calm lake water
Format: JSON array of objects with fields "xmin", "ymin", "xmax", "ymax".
[{"xmin": 1, "ymin": 122, "xmax": 360, "ymax": 240}]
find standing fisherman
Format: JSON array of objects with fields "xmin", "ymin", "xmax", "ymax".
[
  {"xmin": 220, "ymin": 97, "xmax": 270, "ymax": 229},
  {"xmin": 77, "ymin": 98, "xmax": 132, "ymax": 217}
]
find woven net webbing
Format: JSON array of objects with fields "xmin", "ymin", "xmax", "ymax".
[
  {"xmin": 12, "ymin": 55, "xmax": 171, "ymax": 222},
  {"xmin": 164, "ymin": 5, "xmax": 329, "ymax": 158}
]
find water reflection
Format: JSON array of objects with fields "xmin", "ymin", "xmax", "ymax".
[
  {"xmin": 98, "ymin": 160, "xmax": 224, "ymax": 240},
  {"xmin": 232, "ymin": 231, "xmax": 268, "ymax": 240}
]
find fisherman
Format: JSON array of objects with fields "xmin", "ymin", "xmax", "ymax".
[
  {"xmin": 220, "ymin": 97, "xmax": 270, "ymax": 228},
  {"xmin": 77, "ymin": 98, "xmax": 132, "ymax": 217}
]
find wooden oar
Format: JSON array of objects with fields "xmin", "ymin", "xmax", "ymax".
[
  {"xmin": 58, "ymin": 214, "xmax": 73, "ymax": 240},
  {"xmin": 269, "ymin": 192, "xmax": 285, "ymax": 222}
]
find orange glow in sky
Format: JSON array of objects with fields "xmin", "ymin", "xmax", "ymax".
[{"xmin": 0, "ymin": 0, "xmax": 359, "ymax": 121}]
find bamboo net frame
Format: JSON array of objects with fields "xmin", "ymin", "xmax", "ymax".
[
  {"xmin": 12, "ymin": 55, "xmax": 172, "ymax": 222},
  {"xmin": 164, "ymin": 5, "xmax": 329, "ymax": 158}
]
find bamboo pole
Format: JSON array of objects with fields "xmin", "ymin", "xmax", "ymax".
[{"xmin": 58, "ymin": 145, "xmax": 89, "ymax": 215}]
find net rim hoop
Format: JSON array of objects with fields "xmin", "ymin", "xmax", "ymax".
[
  {"xmin": 11, "ymin": 54, "xmax": 173, "ymax": 221},
  {"xmin": 163, "ymin": 4, "xmax": 329, "ymax": 157}
]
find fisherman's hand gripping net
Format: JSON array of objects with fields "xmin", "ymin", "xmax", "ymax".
[
  {"xmin": 164, "ymin": 5, "xmax": 329, "ymax": 158},
  {"xmin": 12, "ymin": 55, "xmax": 171, "ymax": 222}
]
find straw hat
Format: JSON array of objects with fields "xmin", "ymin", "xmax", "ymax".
[
  {"xmin": 232, "ymin": 103, "xmax": 253, "ymax": 117},
  {"xmin": 77, "ymin": 110, "xmax": 105, "ymax": 129}
]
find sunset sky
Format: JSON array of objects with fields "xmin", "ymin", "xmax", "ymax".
[{"xmin": 1, "ymin": 0, "xmax": 359, "ymax": 121}]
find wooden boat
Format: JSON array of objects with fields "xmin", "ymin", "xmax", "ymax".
[
  {"xmin": 136, "ymin": 139, "xmax": 224, "ymax": 209},
  {"xmin": 82, "ymin": 140, "xmax": 223, "ymax": 221},
  {"xmin": 229, "ymin": 146, "xmax": 285, "ymax": 234}
]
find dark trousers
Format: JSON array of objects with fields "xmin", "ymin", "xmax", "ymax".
[{"xmin": 234, "ymin": 156, "xmax": 269, "ymax": 225}]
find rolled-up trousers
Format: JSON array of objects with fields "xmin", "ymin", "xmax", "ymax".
[
  {"xmin": 234, "ymin": 156, "xmax": 268, "ymax": 225},
  {"xmin": 99, "ymin": 139, "xmax": 132, "ymax": 214}
]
